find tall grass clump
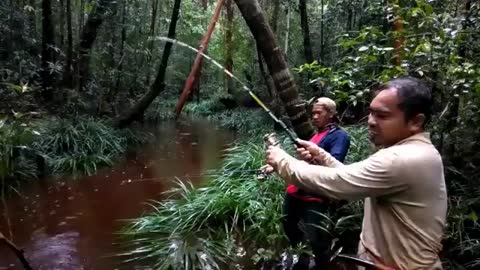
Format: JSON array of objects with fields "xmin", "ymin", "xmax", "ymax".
[
  {"xmin": 34, "ymin": 117, "xmax": 148, "ymax": 176},
  {"xmin": 121, "ymin": 134, "xmax": 289, "ymax": 269},
  {"xmin": 0, "ymin": 118, "xmax": 40, "ymax": 192}
]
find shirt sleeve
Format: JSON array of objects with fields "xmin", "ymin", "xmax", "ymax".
[{"xmin": 275, "ymin": 149, "xmax": 408, "ymax": 201}]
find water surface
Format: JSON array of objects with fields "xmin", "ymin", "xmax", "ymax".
[{"xmin": 0, "ymin": 120, "xmax": 235, "ymax": 270}]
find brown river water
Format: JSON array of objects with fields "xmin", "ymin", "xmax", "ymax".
[{"xmin": 0, "ymin": 120, "xmax": 236, "ymax": 270}]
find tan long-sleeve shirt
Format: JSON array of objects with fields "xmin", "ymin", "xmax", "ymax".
[{"xmin": 274, "ymin": 132, "xmax": 447, "ymax": 270}]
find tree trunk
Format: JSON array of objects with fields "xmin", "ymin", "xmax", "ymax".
[
  {"xmin": 201, "ymin": 0, "xmax": 208, "ymax": 9},
  {"xmin": 41, "ymin": 0, "xmax": 56, "ymax": 100},
  {"xmin": 174, "ymin": 0, "xmax": 225, "ymax": 118},
  {"xmin": 115, "ymin": 0, "xmax": 127, "ymax": 91},
  {"xmin": 320, "ymin": 0, "xmax": 324, "ymax": 61},
  {"xmin": 391, "ymin": 0, "xmax": 404, "ymax": 66},
  {"xmin": 59, "ymin": 0, "xmax": 65, "ymax": 47},
  {"xmin": 270, "ymin": 0, "xmax": 280, "ymax": 34},
  {"xmin": 224, "ymin": 0, "xmax": 234, "ymax": 94},
  {"xmin": 98, "ymin": 0, "xmax": 127, "ymax": 116},
  {"xmin": 76, "ymin": 0, "xmax": 115, "ymax": 92},
  {"xmin": 79, "ymin": 0, "xmax": 85, "ymax": 39},
  {"xmin": 256, "ymin": 41, "xmax": 276, "ymax": 99},
  {"xmin": 284, "ymin": 4, "xmax": 290, "ymax": 54},
  {"xmin": 233, "ymin": 0, "xmax": 314, "ymax": 139},
  {"xmin": 29, "ymin": 0, "xmax": 36, "ymax": 36},
  {"xmin": 298, "ymin": 0, "xmax": 320, "ymax": 94},
  {"xmin": 63, "ymin": 0, "xmax": 73, "ymax": 88},
  {"xmin": 115, "ymin": 0, "xmax": 182, "ymax": 128},
  {"xmin": 145, "ymin": 0, "xmax": 159, "ymax": 85},
  {"xmin": 446, "ymin": 0, "xmax": 472, "ymax": 165},
  {"xmin": 299, "ymin": 0, "xmax": 313, "ymax": 64}
]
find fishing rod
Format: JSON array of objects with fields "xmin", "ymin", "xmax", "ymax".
[
  {"xmin": 247, "ymin": 91, "xmax": 302, "ymax": 148},
  {"xmin": 155, "ymin": 37, "xmax": 302, "ymax": 148},
  {"xmin": 122, "ymin": 169, "xmax": 264, "ymax": 183}
]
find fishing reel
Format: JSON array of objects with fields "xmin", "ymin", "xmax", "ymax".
[{"xmin": 257, "ymin": 133, "xmax": 280, "ymax": 180}]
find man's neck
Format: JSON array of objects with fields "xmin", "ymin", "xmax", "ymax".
[{"xmin": 318, "ymin": 123, "xmax": 335, "ymax": 132}]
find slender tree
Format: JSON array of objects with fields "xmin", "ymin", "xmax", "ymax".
[
  {"xmin": 75, "ymin": 0, "xmax": 116, "ymax": 92},
  {"xmin": 40, "ymin": 0, "xmax": 56, "ymax": 100},
  {"xmin": 116, "ymin": 0, "xmax": 183, "ymax": 127},
  {"xmin": 63, "ymin": 0, "xmax": 74, "ymax": 87},
  {"xmin": 224, "ymin": 0, "xmax": 234, "ymax": 93},
  {"xmin": 299, "ymin": 0, "xmax": 313, "ymax": 64}
]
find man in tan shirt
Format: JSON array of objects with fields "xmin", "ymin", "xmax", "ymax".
[{"xmin": 266, "ymin": 77, "xmax": 447, "ymax": 269}]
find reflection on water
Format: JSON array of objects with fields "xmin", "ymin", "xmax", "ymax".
[{"xmin": 0, "ymin": 120, "xmax": 235, "ymax": 270}]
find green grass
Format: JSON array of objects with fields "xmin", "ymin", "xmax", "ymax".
[
  {"xmin": 120, "ymin": 134, "xmax": 289, "ymax": 269},
  {"xmin": 0, "ymin": 118, "xmax": 39, "ymax": 193},
  {"xmin": 0, "ymin": 116, "xmax": 152, "ymax": 181},
  {"xmin": 33, "ymin": 117, "xmax": 152, "ymax": 176}
]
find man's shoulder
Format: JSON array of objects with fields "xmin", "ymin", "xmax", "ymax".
[
  {"xmin": 328, "ymin": 126, "xmax": 350, "ymax": 139},
  {"xmin": 385, "ymin": 142, "xmax": 443, "ymax": 168}
]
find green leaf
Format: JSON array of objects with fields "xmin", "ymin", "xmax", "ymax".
[
  {"xmin": 424, "ymin": 3, "xmax": 433, "ymax": 15},
  {"xmin": 358, "ymin": 46, "xmax": 369, "ymax": 52},
  {"xmin": 469, "ymin": 211, "xmax": 478, "ymax": 223},
  {"xmin": 341, "ymin": 40, "xmax": 360, "ymax": 48},
  {"xmin": 475, "ymin": 83, "xmax": 480, "ymax": 94},
  {"xmin": 423, "ymin": 41, "xmax": 431, "ymax": 52}
]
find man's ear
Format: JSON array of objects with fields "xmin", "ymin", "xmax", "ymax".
[{"xmin": 409, "ymin": 114, "xmax": 426, "ymax": 131}]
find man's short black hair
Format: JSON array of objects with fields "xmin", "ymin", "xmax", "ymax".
[{"xmin": 378, "ymin": 76, "xmax": 432, "ymax": 126}]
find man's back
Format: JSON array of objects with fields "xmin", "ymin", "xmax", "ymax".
[{"xmin": 359, "ymin": 133, "xmax": 447, "ymax": 269}]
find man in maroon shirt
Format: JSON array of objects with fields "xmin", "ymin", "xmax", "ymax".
[{"xmin": 284, "ymin": 97, "xmax": 350, "ymax": 270}]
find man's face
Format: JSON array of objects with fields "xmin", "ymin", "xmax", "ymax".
[
  {"xmin": 367, "ymin": 88, "xmax": 423, "ymax": 147},
  {"xmin": 311, "ymin": 104, "xmax": 333, "ymax": 130}
]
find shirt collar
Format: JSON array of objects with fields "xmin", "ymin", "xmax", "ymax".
[{"xmin": 395, "ymin": 132, "xmax": 431, "ymax": 146}]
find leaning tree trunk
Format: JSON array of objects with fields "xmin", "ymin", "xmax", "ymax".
[
  {"xmin": 233, "ymin": 0, "xmax": 314, "ymax": 139},
  {"xmin": 40, "ymin": 0, "xmax": 56, "ymax": 100},
  {"xmin": 174, "ymin": 0, "xmax": 225, "ymax": 118},
  {"xmin": 115, "ymin": 0, "xmax": 182, "ymax": 128}
]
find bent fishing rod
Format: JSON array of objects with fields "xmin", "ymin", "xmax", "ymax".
[
  {"xmin": 155, "ymin": 37, "xmax": 303, "ymax": 148},
  {"xmin": 247, "ymin": 91, "xmax": 303, "ymax": 148}
]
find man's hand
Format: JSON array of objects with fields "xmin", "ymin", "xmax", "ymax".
[
  {"xmin": 295, "ymin": 139, "xmax": 328, "ymax": 165},
  {"xmin": 266, "ymin": 145, "xmax": 288, "ymax": 170}
]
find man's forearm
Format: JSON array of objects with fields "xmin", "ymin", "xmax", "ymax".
[{"xmin": 273, "ymin": 148, "xmax": 405, "ymax": 201}]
